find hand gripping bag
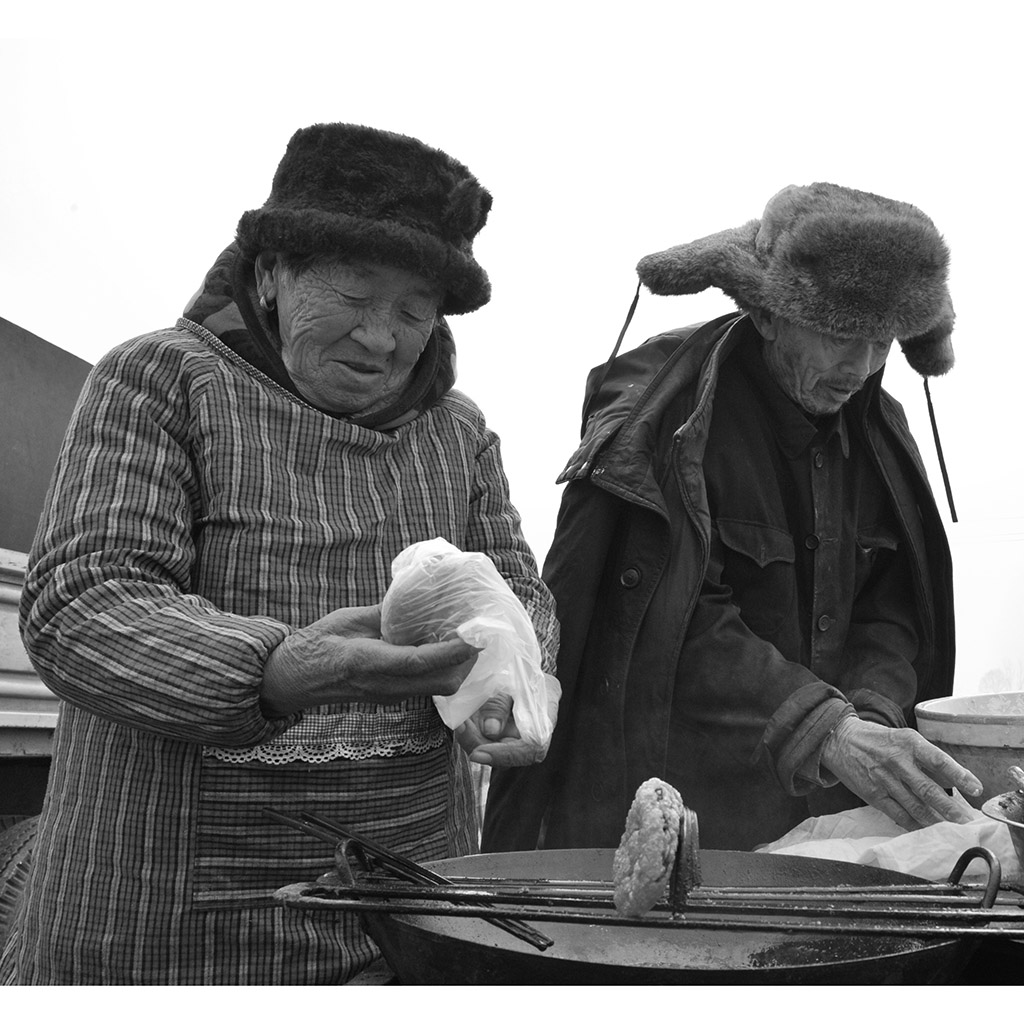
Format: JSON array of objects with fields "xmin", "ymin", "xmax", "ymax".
[{"xmin": 380, "ymin": 538, "xmax": 559, "ymax": 750}]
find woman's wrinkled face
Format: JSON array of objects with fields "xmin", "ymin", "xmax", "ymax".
[
  {"xmin": 256, "ymin": 255, "xmax": 442, "ymax": 416},
  {"xmin": 751, "ymin": 311, "xmax": 894, "ymax": 417}
]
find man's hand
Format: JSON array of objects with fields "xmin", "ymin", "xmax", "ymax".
[
  {"xmin": 820, "ymin": 716, "xmax": 983, "ymax": 830},
  {"xmin": 454, "ymin": 693, "xmax": 549, "ymax": 768},
  {"xmin": 261, "ymin": 604, "xmax": 479, "ymax": 717}
]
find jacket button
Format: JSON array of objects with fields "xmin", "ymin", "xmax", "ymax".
[
  {"xmin": 620, "ymin": 567, "xmax": 641, "ymax": 588},
  {"xmin": 813, "ymin": 451, "xmax": 824, "ymax": 469},
  {"xmin": 817, "ymin": 614, "xmax": 833, "ymax": 632},
  {"xmin": 805, "ymin": 534, "xmax": 820, "ymax": 550}
]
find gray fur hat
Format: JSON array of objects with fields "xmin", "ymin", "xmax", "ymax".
[
  {"xmin": 637, "ymin": 182, "xmax": 955, "ymax": 376},
  {"xmin": 236, "ymin": 123, "xmax": 492, "ymax": 315}
]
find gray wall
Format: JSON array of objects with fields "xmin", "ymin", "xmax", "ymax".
[{"xmin": 1, "ymin": 317, "xmax": 92, "ymax": 552}]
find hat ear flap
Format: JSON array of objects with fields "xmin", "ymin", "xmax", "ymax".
[
  {"xmin": 899, "ymin": 326, "xmax": 955, "ymax": 376},
  {"xmin": 637, "ymin": 220, "xmax": 765, "ymax": 308},
  {"xmin": 898, "ymin": 296, "xmax": 955, "ymax": 376}
]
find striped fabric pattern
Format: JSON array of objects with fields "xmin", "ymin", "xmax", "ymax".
[{"xmin": 5, "ymin": 321, "xmax": 558, "ymax": 984}]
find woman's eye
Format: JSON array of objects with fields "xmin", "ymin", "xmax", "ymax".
[{"xmin": 402, "ymin": 310, "xmax": 434, "ymax": 325}]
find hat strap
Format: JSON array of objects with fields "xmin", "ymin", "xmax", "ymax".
[
  {"xmin": 582, "ymin": 280, "xmax": 642, "ymax": 426},
  {"xmin": 923, "ymin": 378, "xmax": 958, "ymax": 523}
]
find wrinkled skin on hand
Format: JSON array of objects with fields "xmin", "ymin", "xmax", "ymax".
[
  {"xmin": 820, "ymin": 716, "xmax": 983, "ymax": 830},
  {"xmin": 261, "ymin": 604, "xmax": 479, "ymax": 717},
  {"xmin": 455, "ymin": 693, "xmax": 551, "ymax": 768}
]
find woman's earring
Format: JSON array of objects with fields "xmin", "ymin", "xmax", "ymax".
[{"xmin": 259, "ymin": 294, "xmax": 275, "ymax": 312}]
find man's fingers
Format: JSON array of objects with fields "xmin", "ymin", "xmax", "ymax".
[
  {"xmin": 915, "ymin": 739, "xmax": 983, "ymax": 799},
  {"xmin": 889, "ymin": 776, "xmax": 947, "ymax": 829},
  {"xmin": 872, "ymin": 791, "xmax": 920, "ymax": 832},
  {"xmin": 878, "ymin": 760, "xmax": 971, "ymax": 828}
]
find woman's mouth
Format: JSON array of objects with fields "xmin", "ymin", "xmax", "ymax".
[{"xmin": 334, "ymin": 360, "xmax": 385, "ymax": 379}]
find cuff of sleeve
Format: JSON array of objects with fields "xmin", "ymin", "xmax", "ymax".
[
  {"xmin": 847, "ymin": 688, "xmax": 907, "ymax": 727},
  {"xmin": 758, "ymin": 683, "xmax": 855, "ymax": 796},
  {"xmin": 794, "ymin": 704, "xmax": 858, "ymax": 790}
]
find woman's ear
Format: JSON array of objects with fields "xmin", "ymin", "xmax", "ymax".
[{"xmin": 254, "ymin": 251, "xmax": 280, "ymax": 307}]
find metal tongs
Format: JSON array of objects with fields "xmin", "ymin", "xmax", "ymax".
[{"xmin": 263, "ymin": 808, "xmax": 554, "ymax": 950}]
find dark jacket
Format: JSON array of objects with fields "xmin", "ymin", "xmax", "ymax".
[{"xmin": 483, "ymin": 312, "xmax": 954, "ymax": 852}]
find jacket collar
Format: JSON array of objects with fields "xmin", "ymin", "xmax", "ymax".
[
  {"xmin": 557, "ymin": 312, "xmax": 745, "ymax": 498},
  {"xmin": 558, "ymin": 310, "xmax": 897, "ymax": 508}
]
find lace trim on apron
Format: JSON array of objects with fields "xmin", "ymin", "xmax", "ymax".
[{"xmin": 203, "ymin": 698, "xmax": 447, "ymax": 764}]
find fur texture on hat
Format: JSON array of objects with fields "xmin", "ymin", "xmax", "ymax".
[
  {"xmin": 237, "ymin": 123, "xmax": 492, "ymax": 315},
  {"xmin": 637, "ymin": 183, "xmax": 955, "ymax": 376}
]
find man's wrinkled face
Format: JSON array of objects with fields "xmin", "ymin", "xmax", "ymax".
[
  {"xmin": 256, "ymin": 255, "xmax": 442, "ymax": 416},
  {"xmin": 754, "ymin": 313, "xmax": 894, "ymax": 416}
]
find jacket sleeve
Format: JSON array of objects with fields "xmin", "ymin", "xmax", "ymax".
[{"xmin": 19, "ymin": 336, "xmax": 299, "ymax": 748}]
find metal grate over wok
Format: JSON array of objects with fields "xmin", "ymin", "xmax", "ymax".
[{"xmin": 266, "ymin": 807, "xmax": 1024, "ymax": 950}]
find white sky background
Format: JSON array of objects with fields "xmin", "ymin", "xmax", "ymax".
[{"xmin": 2, "ymin": 0, "xmax": 1023, "ymax": 700}]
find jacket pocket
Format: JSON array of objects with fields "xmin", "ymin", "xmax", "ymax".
[
  {"xmin": 715, "ymin": 519, "xmax": 796, "ymax": 637},
  {"xmin": 853, "ymin": 523, "xmax": 900, "ymax": 595}
]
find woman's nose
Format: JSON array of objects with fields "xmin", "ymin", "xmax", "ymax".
[{"xmin": 350, "ymin": 312, "xmax": 396, "ymax": 354}]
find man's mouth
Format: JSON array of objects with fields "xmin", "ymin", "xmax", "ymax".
[{"xmin": 824, "ymin": 380, "xmax": 862, "ymax": 400}]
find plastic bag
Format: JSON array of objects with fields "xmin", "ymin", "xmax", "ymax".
[
  {"xmin": 380, "ymin": 538, "xmax": 560, "ymax": 749},
  {"xmin": 757, "ymin": 792, "xmax": 1022, "ymax": 884}
]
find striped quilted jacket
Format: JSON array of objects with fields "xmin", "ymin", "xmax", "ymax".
[{"xmin": 4, "ymin": 249, "xmax": 557, "ymax": 984}]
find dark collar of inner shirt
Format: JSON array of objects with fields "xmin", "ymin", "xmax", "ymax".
[{"xmin": 732, "ymin": 322, "xmax": 851, "ymax": 460}]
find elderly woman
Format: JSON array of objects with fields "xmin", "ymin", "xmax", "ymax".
[{"xmin": 2, "ymin": 123, "xmax": 559, "ymax": 985}]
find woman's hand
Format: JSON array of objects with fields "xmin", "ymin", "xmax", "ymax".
[
  {"xmin": 454, "ymin": 694, "xmax": 550, "ymax": 767},
  {"xmin": 819, "ymin": 716, "xmax": 982, "ymax": 830},
  {"xmin": 260, "ymin": 604, "xmax": 479, "ymax": 717}
]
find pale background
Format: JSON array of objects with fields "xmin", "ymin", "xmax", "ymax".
[
  {"xmin": 3, "ymin": 0, "xmax": 1022, "ymax": 706},
  {"xmin": 2, "ymin": 2, "xmax": 1019, "ymax": 1012}
]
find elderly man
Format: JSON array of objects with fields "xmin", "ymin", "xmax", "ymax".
[{"xmin": 483, "ymin": 182, "xmax": 981, "ymax": 853}]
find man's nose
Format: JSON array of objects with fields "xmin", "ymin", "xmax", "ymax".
[{"xmin": 841, "ymin": 340, "xmax": 876, "ymax": 377}]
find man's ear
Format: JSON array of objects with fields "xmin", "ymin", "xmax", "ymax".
[{"xmin": 747, "ymin": 307, "xmax": 778, "ymax": 341}]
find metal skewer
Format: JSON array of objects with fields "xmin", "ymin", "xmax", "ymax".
[
  {"xmin": 263, "ymin": 808, "xmax": 554, "ymax": 951},
  {"xmin": 272, "ymin": 890, "xmax": 1024, "ymax": 941}
]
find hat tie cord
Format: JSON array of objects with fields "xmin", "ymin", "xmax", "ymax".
[
  {"xmin": 582, "ymin": 280, "xmax": 642, "ymax": 426},
  {"xmin": 923, "ymin": 378, "xmax": 958, "ymax": 523}
]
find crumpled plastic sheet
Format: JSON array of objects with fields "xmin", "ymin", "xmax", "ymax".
[
  {"xmin": 380, "ymin": 537, "xmax": 560, "ymax": 750},
  {"xmin": 757, "ymin": 790, "xmax": 1022, "ymax": 884}
]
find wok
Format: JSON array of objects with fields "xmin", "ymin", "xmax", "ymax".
[{"xmin": 349, "ymin": 847, "xmax": 977, "ymax": 984}]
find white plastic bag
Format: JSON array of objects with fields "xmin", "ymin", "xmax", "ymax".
[
  {"xmin": 757, "ymin": 792, "xmax": 1022, "ymax": 884},
  {"xmin": 380, "ymin": 538, "xmax": 560, "ymax": 749}
]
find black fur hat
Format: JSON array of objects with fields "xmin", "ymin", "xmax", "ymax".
[
  {"xmin": 637, "ymin": 183, "xmax": 955, "ymax": 376},
  {"xmin": 236, "ymin": 123, "xmax": 492, "ymax": 315}
]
